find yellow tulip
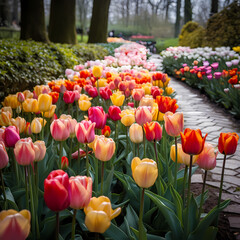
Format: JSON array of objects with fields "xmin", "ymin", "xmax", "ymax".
[
  {"xmin": 131, "ymin": 157, "xmax": 158, "ymax": 188},
  {"xmin": 142, "ymin": 83, "xmax": 152, "ymax": 95},
  {"xmin": 170, "ymin": 143, "xmax": 195, "ymax": 166},
  {"xmin": 23, "ymin": 90, "xmax": 33, "ymax": 99},
  {"xmin": 84, "ymin": 196, "xmax": 121, "ymax": 233},
  {"xmin": 96, "ymin": 78, "xmax": 107, "ymax": 88},
  {"xmin": 0, "ymin": 209, "xmax": 31, "ymax": 240},
  {"xmin": 22, "ymin": 99, "xmax": 39, "ymax": 113},
  {"xmin": 110, "ymin": 91, "xmax": 125, "ymax": 106},
  {"xmin": 129, "ymin": 123, "xmax": 143, "ymax": 143},
  {"xmin": 1, "ymin": 107, "xmax": 13, "ymax": 116},
  {"xmin": 31, "ymin": 118, "xmax": 42, "ymax": 134},
  {"xmin": 165, "ymin": 87, "xmax": 174, "ymax": 95},
  {"xmin": 43, "ymin": 105, "xmax": 56, "ymax": 118},
  {"xmin": 0, "ymin": 111, "xmax": 11, "ymax": 126},
  {"xmin": 79, "ymin": 94, "xmax": 92, "ymax": 101},
  {"xmin": 92, "ymin": 66, "xmax": 103, "ymax": 78},
  {"xmin": 10, "ymin": 117, "xmax": 26, "ymax": 134},
  {"xmin": 152, "ymin": 103, "xmax": 164, "ymax": 121},
  {"xmin": 2, "ymin": 95, "xmax": 20, "ymax": 109},
  {"xmin": 119, "ymin": 109, "xmax": 135, "ymax": 127},
  {"xmin": 38, "ymin": 94, "xmax": 52, "ymax": 112},
  {"xmin": 79, "ymin": 100, "xmax": 91, "ymax": 111}
]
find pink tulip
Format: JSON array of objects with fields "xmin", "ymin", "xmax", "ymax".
[
  {"xmin": 68, "ymin": 118, "xmax": 77, "ymax": 138},
  {"xmin": 135, "ymin": 106, "xmax": 152, "ymax": 126},
  {"xmin": 17, "ymin": 92, "xmax": 25, "ymax": 103},
  {"xmin": 50, "ymin": 119, "xmax": 70, "ymax": 141},
  {"xmin": 63, "ymin": 91, "xmax": 75, "ymax": 104},
  {"xmin": 100, "ymin": 87, "xmax": 112, "ymax": 100},
  {"xmin": 194, "ymin": 143, "xmax": 217, "ymax": 170},
  {"xmin": 132, "ymin": 88, "xmax": 145, "ymax": 101},
  {"xmin": 71, "ymin": 148, "xmax": 87, "ymax": 159},
  {"xmin": 88, "ymin": 87, "xmax": 98, "ymax": 98},
  {"xmin": 88, "ymin": 107, "xmax": 107, "ymax": 129},
  {"xmin": 94, "ymin": 136, "xmax": 115, "ymax": 161},
  {"xmin": 3, "ymin": 126, "xmax": 20, "ymax": 148},
  {"xmin": 108, "ymin": 106, "xmax": 121, "ymax": 121},
  {"xmin": 0, "ymin": 141, "xmax": 9, "ymax": 169},
  {"xmin": 69, "ymin": 176, "xmax": 92, "ymax": 209},
  {"xmin": 164, "ymin": 112, "xmax": 184, "ymax": 137},
  {"xmin": 75, "ymin": 120, "xmax": 96, "ymax": 144},
  {"xmin": 73, "ymin": 90, "xmax": 80, "ymax": 101},
  {"xmin": 14, "ymin": 138, "xmax": 35, "ymax": 166}
]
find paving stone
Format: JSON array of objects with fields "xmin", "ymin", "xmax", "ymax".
[
  {"xmin": 211, "ymin": 174, "xmax": 240, "ymax": 186},
  {"xmin": 191, "ymin": 174, "xmax": 203, "ymax": 183},
  {"xmin": 228, "ymin": 217, "xmax": 240, "ymax": 229},
  {"xmin": 224, "ymin": 204, "xmax": 240, "ymax": 214},
  {"xmin": 206, "ymin": 180, "xmax": 233, "ymax": 190},
  {"xmin": 216, "ymin": 160, "xmax": 240, "ymax": 170},
  {"xmin": 215, "ymin": 192, "xmax": 240, "ymax": 203},
  {"xmin": 210, "ymin": 167, "xmax": 237, "ymax": 176}
]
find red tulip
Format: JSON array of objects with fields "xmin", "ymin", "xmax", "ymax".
[
  {"xmin": 63, "ymin": 91, "xmax": 75, "ymax": 104},
  {"xmin": 218, "ymin": 132, "xmax": 239, "ymax": 155},
  {"xmin": 44, "ymin": 170, "xmax": 70, "ymax": 212},
  {"xmin": 69, "ymin": 176, "xmax": 92, "ymax": 209},
  {"xmin": 100, "ymin": 87, "xmax": 112, "ymax": 100},
  {"xmin": 61, "ymin": 156, "xmax": 69, "ymax": 170},
  {"xmin": 108, "ymin": 106, "xmax": 121, "ymax": 121},
  {"xmin": 180, "ymin": 128, "xmax": 207, "ymax": 155},
  {"xmin": 102, "ymin": 125, "xmax": 111, "ymax": 137},
  {"xmin": 88, "ymin": 87, "xmax": 98, "ymax": 98},
  {"xmin": 88, "ymin": 107, "xmax": 107, "ymax": 129},
  {"xmin": 144, "ymin": 121, "xmax": 162, "ymax": 142}
]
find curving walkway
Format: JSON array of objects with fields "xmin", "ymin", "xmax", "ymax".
[{"xmin": 150, "ymin": 54, "xmax": 240, "ymax": 238}]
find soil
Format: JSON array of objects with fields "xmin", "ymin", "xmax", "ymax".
[{"xmin": 191, "ymin": 182, "xmax": 237, "ymax": 240}]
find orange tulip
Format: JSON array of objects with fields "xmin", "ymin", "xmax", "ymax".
[
  {"xmin": 164, "ymin": 112, "xmax": 184, "ymax": 137},
  {"xmin": 0, "ymin": 209, "xmax": 31, "ymax": 240},
  {"xmin": 180, "ymin": 128, "xmax": 207, "ymax": 155},
  {"xmin": 218, "ymin": 132, "xmax": 239, "ymax": 155},
  {"xmin": 144, "ymin": 121, "xmax": 162, "ymax": 142},
  {"xmin": 84, "ymin": 196, "xmax": 121, "ymax": 233},
  {"xmin": 155, "ymin": 95, "xmax": 178, "ymax": 114}
]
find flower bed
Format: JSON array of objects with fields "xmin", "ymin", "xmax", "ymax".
[
  {"xmin": 0, "ymin": 43, "xmax": 239, "ymax": 240},
  {"xmin": 161, "ymin": 46, "xmax": 240, "ymax": 118}
]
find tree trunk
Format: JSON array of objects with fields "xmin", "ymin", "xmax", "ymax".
[
  {"xmin": 88, "ymin": 0, "xmax": 111, "ymax": 43},
  {"xmin": 210, "ymin": 0, "xmax": 218, "ymax": 16},
  {"xmin": 0, "ymin": 0, "xmax": 10, "ymax": 26},
  {"xmin": 126, "ymin": 0, "xmax": 130, "ymax": 27},
  {"xmin": 184, "ymin": 0, "xmax": 192, "ymax": 24},
  {"xmin": 48, "ymin": 0, "xmax": 77, "ymax": 44},
  {"xmin": 174, "ymin": 0, "xmax": 181, "ymax": 37},
  {"xmin": 12, "ymin": 0, "xmax": 19, "ymax": 23},
  {"xmin": 20, "ymin": 0, "xmax": 48, "ymax": 42}
]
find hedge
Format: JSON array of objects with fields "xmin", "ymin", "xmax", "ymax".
[{"xmin": 0, "ymin": 40, "xmax": 108, "ymax": 101}]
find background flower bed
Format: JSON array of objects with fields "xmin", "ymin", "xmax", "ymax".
[{"xmin": 0, "ymin": 40, "xmax": 108, "ymax": 102}]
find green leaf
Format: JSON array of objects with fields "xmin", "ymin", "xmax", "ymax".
[
  {"xmin": 104, "ymin": 222, "xmax": 129, "ymax": 240},
  {"xmin": 187, "ymin": 200, "xmax": 230, "ymax": 240},
  {"xmin": 103, "ymin": 166, "xmax": 114, "ymax": 198},
  {"xmin": 5, "ymin": 187, "xmax": 19, "ymax": 210},
  {"xmin": 145, "ymin": 190, "xmax": 184, "ymax": 240}
]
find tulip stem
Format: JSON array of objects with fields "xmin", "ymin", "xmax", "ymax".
[
  {"xmin": 56, "ymin": 212, "xmax": 59, "ymax": 240},
  {"xmin": 218, "ymin": 154, "xmax": 227, "ymax": 207},
  {"xmin": 86, "ymin": 144, "xmax": 89, "ymax": 177},
  {"xmin": 12, "ymin": 148, "xmax": 19, "ymax": 182},
  {"xmin": 143, "ymin": 127, "xmax": 146, "ymax": 158},
  {"xmin": 71, "ymin": 209, "xmax": 77, "ymax": 240},
  {"xmin": 69, "ymin": 138, "xmax": 73, "ymax": 167},
  {"xmin": 94, "ymin": 157, "xmax": 98, "ymax": 194},
  {"xmin": 24, "ymin": 166, "xmax": 29, "ymax": 210},
  {"xmin": 76, "ymin": 101, "xmax": 79, "ymax": 121},
  {"xmin": 137, "ymin": 143, "xmax": 140, "ymax": 157},
  {"xmin": 42, "ymin": 112, "xmax": 45, "ymax": 140},
  {"xmin": 182, "ymin": 165, "xmax": 188, "ymax": 206},
  {"xmin": 126, "ymin": 126, "xmax": 129, "ymax": 155},
  {"xmin": 174, "ymin": 137, "xmax": 178, "ymax": 188},
  {"xmin": 115, "ymin": 121, "xmax": 118, "ymax": 150},
  {"xmin": 198, "ymin": 170, "xmax": 207, "ymax": 220},
  {"xmin": 187, "ymin": 155, "xmax": 193, "ymax": 207},
  {"xmin": 100, "ymin": 161, "xmax": 104, "ymax": 195},
  {"xmin": 28, "ymin": 165, "xmax": 36, "ymax": 239},
  {"xmin": 139, "ymin": 188, "xmax": 146, "ymax": 240},
  {"xmin": 59, "ymin": 141, "xmax": 63, "ymax": 168},
  {"xmin": 0, "ymin": 169, "xmax": 7, "ymax": 209}
]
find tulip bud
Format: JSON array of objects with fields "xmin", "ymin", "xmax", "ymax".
[
  {"xmin": 61, "ymin": 156, "xmax": 69, "ymax": 170},
  {"xmin": 0, "ymin": 141, "xmax": 9, "ymax": 169},
  {"xmin": 33, "ymin": 141, "xmax": 46, "ymax": 162},
  {"xmin": 3, "ymin": 126, "xmax": 20, "ymax": 148},
  {"xmin": 102, "ymin": 125, "xmax": 111, "ymax": 137},
  {"xmin": 17, "ymin": 92, "xmax": 25, "ymax": 103}
]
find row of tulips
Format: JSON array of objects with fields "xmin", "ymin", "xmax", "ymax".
[
  {"xmin": 0, "ymin": 42, "xmax": 239, "ymax": 240},
  {"xmin": 161, "ymin": 46, "xmax": 240, "ymax": 118}
]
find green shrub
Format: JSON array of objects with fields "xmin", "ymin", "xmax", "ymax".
[
  {"xmin": 204, "ymin": 2, "xmax": 240, "ymax": 48},
  {"xmin": 179, "ymin": 21, "xmax": 204, "ymax": 47},
  {"xmin": 0, "ymin": 40, "xmax": 108, "ymax": 101}
]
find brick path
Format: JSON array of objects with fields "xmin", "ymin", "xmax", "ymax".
[{"xmin": 150, "ymin": 54, "xmax": 240, "ymax": 238}]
